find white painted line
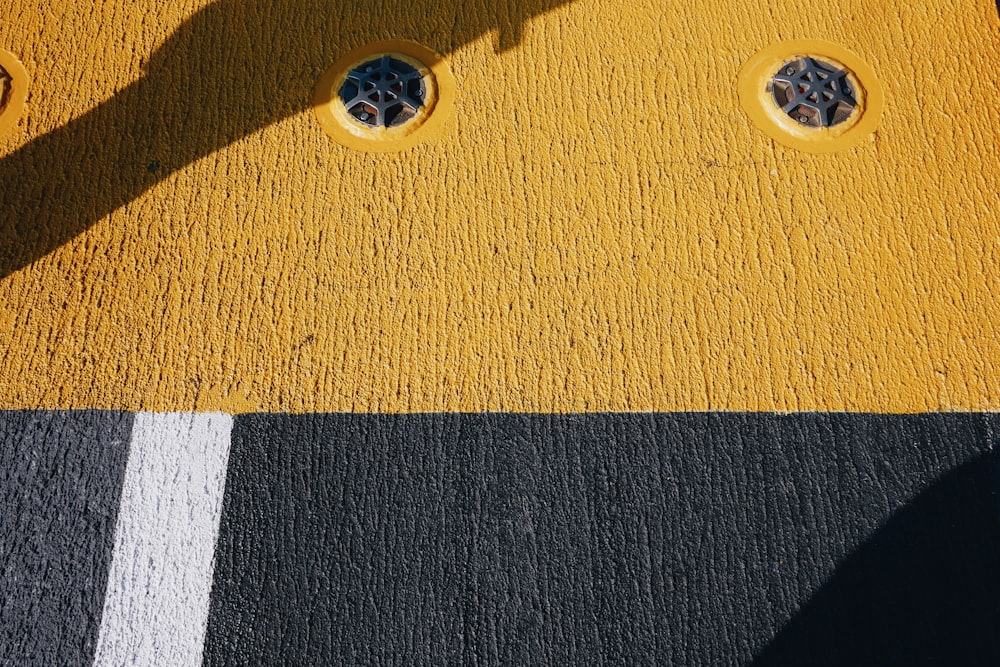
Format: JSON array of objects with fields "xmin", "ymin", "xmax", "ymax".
[{"xmin": 94, "ymin": 413, "xmax": 233, "ymax": 667}]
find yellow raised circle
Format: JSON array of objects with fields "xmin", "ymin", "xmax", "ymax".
[
  {"xmin": 313, "ymin": 40, "xmax": 455, "ymax": 153},
  {"xmin": 738, "ymin": 40, "xmax": 883, "ymax": 154},
  {"xmin": 0, "ymin": 49, "xmax": 28, "ymax": 139}
]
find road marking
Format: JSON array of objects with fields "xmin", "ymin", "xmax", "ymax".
[{"xmin": 94, "ymin": 412, "xmax": 233, "ymax": 666}]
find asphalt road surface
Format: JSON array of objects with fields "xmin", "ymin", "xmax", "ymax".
[{"xmin": 2, "ymin": 410, "xmax": 998, "ymax": 665}]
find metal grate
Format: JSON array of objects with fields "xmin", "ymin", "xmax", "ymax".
[
  {"xmin": 770, "ymin": 57, "xmax": 856, "ymax": 128},
  {"xmin": 339, "ymin": 55, "xmax": 426, "ymax": 129},
  {"xmin": 0, "ymin": 65, "xmax": 11, "ymax": 114}
]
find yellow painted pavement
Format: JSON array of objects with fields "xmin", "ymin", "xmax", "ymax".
[{"xmin": 0, "ymin": 0, "xmax": 997, "ymax": 413}]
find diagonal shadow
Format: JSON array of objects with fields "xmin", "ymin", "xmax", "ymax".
[
  {"xmin": 0, "ymin": 0, "xmax": 573, "ymax": 280},
  {"xmin": 753, "ymin": 452, "xmax": 1000, "ymax": 667}
]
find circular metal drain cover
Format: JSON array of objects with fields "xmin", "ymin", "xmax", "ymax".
[
  {"xmin": 0, "ymin": 50, "xmax": 27, "ymax": 138},
  {"xmin": 339, "ymin": 55, "xmax": 426, "ymax": 129},
  {"xmin": 770, "ymin": 57, "xmax": 856, "ymax": 128},
  {"xmin": 314, "ymin": 40, "xmax": 455, "ymax": 152},
  {"xmin": 739, "ymin": 41, "xmax": 882, "ymax": 153},
  {"xmin": 0, "ymin": 65, "xmax": 13, "ymax": 114}
]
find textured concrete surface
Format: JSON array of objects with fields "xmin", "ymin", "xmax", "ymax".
[{"xmin": 1, "ymin": 0, "xmax": 998, "ymax": 413}]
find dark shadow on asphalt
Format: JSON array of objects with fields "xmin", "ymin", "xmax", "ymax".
[
  {"xmin": 753, "ymin": 452, "xmax": 1000, "ymax": 667},
  {"xmin": 0, "ymin": 0, "xmax": 573, "ymax": 280}
]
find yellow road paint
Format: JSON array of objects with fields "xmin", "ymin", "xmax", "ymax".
[{"xmin": 0, "ymin": 0, "xmax": 998, "ymax": 414}]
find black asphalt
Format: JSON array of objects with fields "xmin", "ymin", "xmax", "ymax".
[
  {"xmin": 203, "ymin": 413, "xmax": 1000, "ymax": 666},
  {"xmin": 0, "ymin": 410, "xmax": 133, "ymax": 666}
]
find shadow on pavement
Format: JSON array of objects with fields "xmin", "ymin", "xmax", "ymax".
[
  {"xmin": 0, "ymin": 0, "xmax": 573, "ymax": 280},
  {"xmin": 753, "ymin": 452, "xmax": 1000, "ymax": 666}
]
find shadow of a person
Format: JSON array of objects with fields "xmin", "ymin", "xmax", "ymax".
[{"xmin": 0, "ymin": 0, "xmax": 574, "ymax": 280}]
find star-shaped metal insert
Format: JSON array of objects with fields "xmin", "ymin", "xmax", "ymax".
[
  {"xmin": 770, "ymin": 57, "xmax": 857, "ymax": 128},
  {"xmin": 339, "ymin": 56, "xmax": 426, "ymax": 129},
  {"xmin": 0, "ymin": 65, "xmax": 12, "ymax": 114}
]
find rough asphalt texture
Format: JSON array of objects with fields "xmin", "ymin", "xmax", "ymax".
[
  {"xmin": 206, "ymin": 413, "xmax": 1000, "ymax": 665},
  {"xmin": 0, "ymin": 411, "xmax": 132, "ymax": 666},
  {"xmin": 2, "ymin": 411, "xmax": 998, "ymax": 665}
]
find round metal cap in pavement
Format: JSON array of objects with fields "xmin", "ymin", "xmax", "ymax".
[
  {"xmin": 738, "ymin": 40, "xmax": 883, "ymax": 153},
  {"xmin": 313, "ymin": 40, "xmax": 455, "ymax": 153},
  {"xmin": 0, "ymin": 49, "xmax": 28, "ymax": 139}
]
